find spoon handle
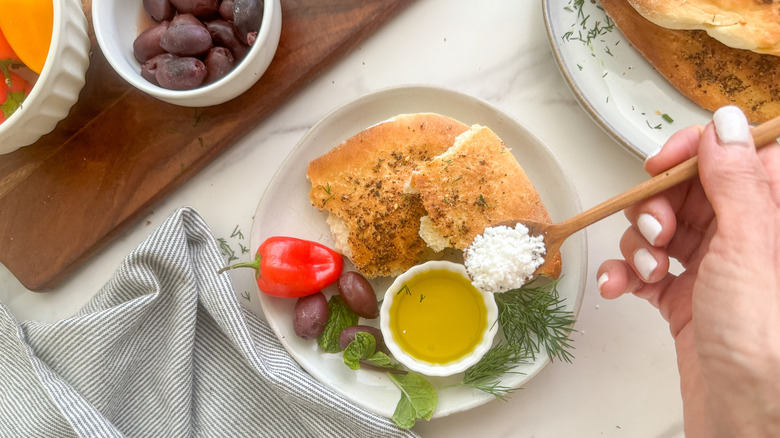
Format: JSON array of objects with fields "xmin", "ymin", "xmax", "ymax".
[{"xmin": 556, "ymin": 115, "xmax": 780, "ymax": 237}]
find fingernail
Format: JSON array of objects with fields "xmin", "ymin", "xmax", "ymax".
[
  {"xmin": 597, "ymin": 272, "xmax": 609, "ymax": 293},
  {"xmin": 633, "ymin": 248, "xmax": 657, "ymax": 281},
  {"xmin": 637, "ymin": 214, "xmax": 662, "ymax": 246},
  {"xmin": 644, "ymin": 146, "xmax": 662, "ymax": 163},
  {"xmin": 713, "ymin": 106, "xmax": 750, "ymax": 148}
]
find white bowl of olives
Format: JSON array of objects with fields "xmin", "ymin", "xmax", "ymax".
[{"xmin": 92, "ymin": 0, "xmax": 281, "ymax": 107}]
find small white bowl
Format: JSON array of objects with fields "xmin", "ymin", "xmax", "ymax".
[
  {"xmin": 380, "ymin": 260, "xmax": 499, "ymax": 377},
  {"xmin": 92, "ymin": 0, "xmax": 282, "ymax": 107},
  {"xmin": 0, "ymin": 0, "xmax": 90, "ymax": 154}
]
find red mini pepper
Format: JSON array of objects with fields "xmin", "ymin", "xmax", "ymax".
[{"xmin": 219, "ymin": 236, "xmax": 344, "ymax": 298}]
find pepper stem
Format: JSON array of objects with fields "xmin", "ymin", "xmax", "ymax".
[{"xmin": 217, "ymin": 252, "xmax": 261, "ymax": 275}]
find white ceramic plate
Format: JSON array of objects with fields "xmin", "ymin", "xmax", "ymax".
[
  {"xmin": 250, "ymin": 85, "xmax": 587, "ymax": 419},
  {"xmin": 543, "ymin": 0, "xmax": 711, "ymax": 159}
]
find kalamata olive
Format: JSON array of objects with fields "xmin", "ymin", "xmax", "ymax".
[
  {"xmin": 293, "ymin": 292, "xmax": 329, "ymax": 340},
  {"xmin": 141, "ymin": 53, "xmax": 175, "ymax": 85},
  {"xmin": 155, "ymin": 56, "xmax": 207, "ymax": 90},
  {"xmin": 233, "ymin": 0, "xmax": 263, "ymax": 44},
  {"xmin": 143, "ymin": 0, "xmax": 175, "ymax": 22},
  {"xmin": 338, "ymin": 325, "xmax": 384, "ymax": 351},
  {"xmin": 169, "ymin": 13, "xmax": 204, "ymax": 27},
  {"xmin": 338, "ymin": 271, "xmax": 379, "ymax": 319},
  {"xmin": 169, "ymin": 0, "xmax": 218, "ymax": 17},
  {"xmin": 204, "ymin": 47, "xmax": 234, "ymax": 84},
  {"xmin": 206, "ymin": 19, "xmax": 249, "ymax": 61},
  {"xmin": 160, "ymin": 17, "xmax": 212, "ymax": 56},
  {"xmin": 218, "ymin": 0, "xmax": 235, "ymax": 21},
  {"xmin": 133, "ymin": 21, "xmax": 169, "ymax": 63}
]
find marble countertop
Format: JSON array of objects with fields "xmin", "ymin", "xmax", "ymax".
[{"xmin": 0, "ymin": 0, "xmax": 686, "ymax": 436}]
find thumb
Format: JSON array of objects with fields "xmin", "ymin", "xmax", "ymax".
[{"xmin": 698, "ymin": 106, "xmax": 771, "ymax": 221}]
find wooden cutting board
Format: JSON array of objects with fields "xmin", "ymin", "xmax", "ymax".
[{"xmin": 0, "ymin": 0, "xmax": 415, "ymax": 291}]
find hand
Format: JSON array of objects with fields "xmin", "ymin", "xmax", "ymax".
[{"xmin": 597, "ymin": 106, "xmax": 780, "ymax": 437}]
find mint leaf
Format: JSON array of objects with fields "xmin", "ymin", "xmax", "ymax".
[
  {"xmin": 317, "ymin": 295, "xmax": 358, "ymax": 353},
  {"xmin": 365, "ymin": 350, "xmax": 398, "ymax": 369},
  {"xmin": 388, "ymin": 372, "xmax": 437, "ymax": 429},
  {"xmin": 343, "ymin": 332, "xmax": 403, "ymax": 371},
  {"xmin": 343, "ymin": 331, "xmax": 376, "ymax": 370}
]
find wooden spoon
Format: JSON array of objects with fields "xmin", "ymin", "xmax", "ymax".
[{"xmin": 507, "ymin": 114, "xmax": 780, "ymax": 278}]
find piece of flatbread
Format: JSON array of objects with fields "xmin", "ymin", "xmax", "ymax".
[
  {"xmin": 603, "ymin": 0, "xmax": 780, "ymax": 123},
  {"xmin": 306, "ymin": 113, "xmax": 469, "ymax": 277},
  {"xmin": 627, "ymin": 0, "xmax": 780, "ymax": 56},
  {"xmin": 408, "ymin": 125, "xmax": 562, "ymax": 279}
]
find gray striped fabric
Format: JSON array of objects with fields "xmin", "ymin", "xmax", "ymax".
[{"xmin": 0, "ymin": 207, "xmax": 418, "ymax": 438}]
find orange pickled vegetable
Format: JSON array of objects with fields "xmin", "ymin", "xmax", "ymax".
[
  {"xmin": 0, "ymin": 27, "xmax": 20, "ymax": 62},
  {"xmin": 0, "ymin": 0, "xmax": 53, "ymax": 74}
]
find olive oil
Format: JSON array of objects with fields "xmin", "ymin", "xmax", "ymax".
[{"xmin": 389, "ymin": 269, "xmax": 487, "ymax": 364}]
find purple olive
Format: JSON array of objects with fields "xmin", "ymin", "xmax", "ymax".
[
  {"xmin": 141, "ymin": 53, "xmax": 175, "ymax": 85},
  {"xmin": 233, "ymin": 0, "xmax": 263, "ymax": 44},
  {"xmin": 338, "ymin": 325, "xmax": 384, "ymax": 351},
  {"xmin": 133, "ymin": 21, "xmax": 169, "ymax": 63},
  {"xmin": 338, "ymin": 271, "xmax": 379, "ymax": 319},
  {"xmin": 160, "ymin": 18, "xmax": 212, "ymax": 56},
  {"xmin": 204, "ymin": 47, "xmax": 235, "ymax": 84},
  {"xmin": 206, "ymin": 19, "xmax": 249, "ymax": 61},
  {"xmin": 293, "ymin": 292, "xmax": 329, "ymax": 340},
  {"xmin": 218, "ymin": 0, "xmax": 235, "ymax": 21},
  {"xmin": 143, "ymin": 0, "xmax": 175, "ymax": 22},
  {"xmin": 169, "ymin": 13, "xmax": 204, "ymax": 27},
  {"xmin": 155, "ymin": 56, "xmax": 207, "ymax": 90},
  {"xmin": 169, "ymin": 0, "xmax": 218, "ymax": 17}
]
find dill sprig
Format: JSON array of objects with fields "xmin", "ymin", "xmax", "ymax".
[
  {"xmin": 494, "ymin": 278, "xmax": 576, "ymax": 363},
  {"xmin": 459, "ymin": 343, "xmax": 529, "ymax": 401}
]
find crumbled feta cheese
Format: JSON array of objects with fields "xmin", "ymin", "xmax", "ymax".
[{"xmin": 464, "ymin": 223, "xmax": 546, "ymax": 293}]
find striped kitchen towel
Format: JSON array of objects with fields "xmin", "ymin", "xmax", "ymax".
[{"xmin": 0, "ymin": 207, "xmax": 417, "ymax": 438}]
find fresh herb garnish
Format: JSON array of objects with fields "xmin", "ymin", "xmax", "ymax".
[
  {"xmin": 317, "ymin": 296, "xmax": 359, "ymax": 353},
  {"xmin": 192, "ymin": 108, "xmax": 204, "ymax": 126},
  {"xmin": 388, "ymin": 372, "xmax": 437, "ymax": 429},
  {"xmin": 217, "ymin": 238, "xmax": 239, "ymax": 263},
  {"xmin": 494, "ymin": 278, "xmax": 576, "ymax": 363},
  {"xmin": 459, "ymin": 343, "xmax": 529, "ymax": 401},
  {"xmin": 217, "ymin": 225, "xmax": 247, "ymax": 263},
  {"xmin": 343, "ymin": 332, "xmax": 402, "ymax": 371},
  {"xmin": 561, "ymin": 0, "xmax": 615, "ymax": 47},
  {"xmin": 320, "ymin": 183, "xmax": 335, "ymax": 206}
]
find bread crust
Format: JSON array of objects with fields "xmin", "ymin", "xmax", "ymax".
[
  {"xmin": 410, "ymin": 126, "xmax": 562, "ymax": 279},
  {"xmin": 604, "ymin": 0, "xmax": 780, "ymax": 123},
  {"xmin": 627, "ymin": 0, "xmax": 780, "ymax": 56},
  {"xmin": 306, "ymin": 113, "xmax": 469, "ymax": 277}
]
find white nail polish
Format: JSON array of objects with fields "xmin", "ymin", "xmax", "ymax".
[
  {"xmin": 713, "ymin": 106, "xmax": 750, "ymax": 147},
  {"xmin": 634, "ymin": 248, "xmax": 657, "ymax": 281},
  {"xmin": 597, "ymin": 272, "xmax": 609, "ymax": 292},
  {"xmin": 637, "ymin": 214, "xmax": 662, "ymax": 246}
]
